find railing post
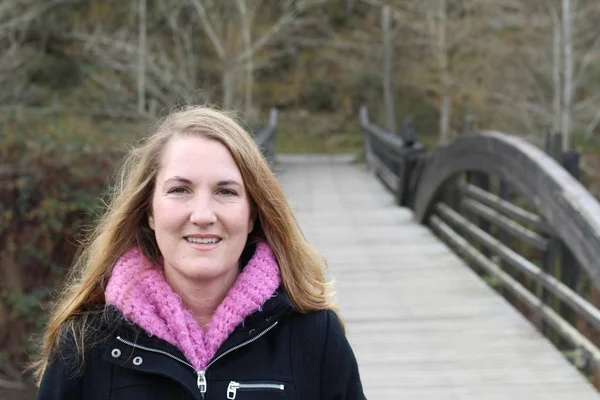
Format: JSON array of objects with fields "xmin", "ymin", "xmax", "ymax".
[
  {"xmin": 498, "ymin": 180, "xmax": 511, "ymax": 296},
  {"xmin": 545, "ymin": 131, "xmax": 563, "ymax": 161},
  {"xmin": 402, "ymin": 118, "xmax": 416, "ymax": 147},
  {"xmin": 360, "ymin": 107, "xmax": 374, "ymax": 170},
  {"xmin": 563, "ymin": 149, "xmax": 580, "ymax": 180},
  {"xmin": 406, "ymin": 152, "xmax": 429, "ymax": 210},
  {"xmin": 561, "ymin": 148, "xmax": 582, "ymax": 342},
  {"xmin": 542, "ymin": 130, "xmax": 568, "ymax": 336},
  {"xmin": 395, "ymin": 159, "xmax": 407, "ymax": 206},
  {"xmin": 466, "ymin": 171, "xmax": 491, "ymax": 256}
]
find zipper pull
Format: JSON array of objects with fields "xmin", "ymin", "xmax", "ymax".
[
  {"xmin": 197, "ymin": 371, "xmax": 207, "ymax": 395},
  {"xmin": 227, "ymin": 381, "xmax": 240, "ymax": 399}
]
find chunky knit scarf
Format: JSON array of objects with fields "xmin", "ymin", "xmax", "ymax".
[{"xmin": 104, "ymin": 242, "xmax": 281, "ymax": 370}]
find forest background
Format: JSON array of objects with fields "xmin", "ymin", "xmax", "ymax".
[{"xmin": 2, "ymin": 0, "xmax": 600, "ymax": 396}]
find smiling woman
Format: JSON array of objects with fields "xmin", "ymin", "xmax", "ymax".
[{"xmin": 33, "ymin": 106, "xmax": 366, "ymax": 400}]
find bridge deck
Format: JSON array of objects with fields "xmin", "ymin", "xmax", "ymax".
[{"xmin": 277, "ymin": 154, "xmax": 599, "ymax": 400}]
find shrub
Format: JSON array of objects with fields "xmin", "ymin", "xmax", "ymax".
[
  {"xmin": 298, "ymin": 79, "xmax": 338, "ymax": 112},
  {"xmin": 0, "ymin": 113, "xmax": 132, "ymax": 383}
]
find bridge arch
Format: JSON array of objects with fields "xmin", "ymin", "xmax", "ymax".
[{"xmin": 413, "ymin": 131, "xmax": 600, "ymax": 290}]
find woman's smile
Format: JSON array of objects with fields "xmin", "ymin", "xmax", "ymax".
[{"xmin": 184, "ymin": 234, "xmax": 222, "ymax": 251}]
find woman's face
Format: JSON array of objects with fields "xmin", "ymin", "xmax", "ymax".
[{"xmin": 149, "ymin": 135, "xmax": 254, "ymax": 284}]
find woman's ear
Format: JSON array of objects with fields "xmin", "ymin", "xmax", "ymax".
[
  {"xmin": 148, "ymin": 213, "xmax": 155, "ymax": 230},
  {"xmin": 248, "ymin": 205, "xmax": 257, "ymax": 234},
  {"xmin": 247, "ymin": 212, "xmax": 256, "ymax": 234}
]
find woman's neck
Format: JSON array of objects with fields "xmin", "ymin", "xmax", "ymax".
[{"xmin": 164, "ymin": 267, "xmax": 240, "ymax": 330}]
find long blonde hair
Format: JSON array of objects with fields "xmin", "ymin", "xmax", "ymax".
[{"xmin": 33, "ymin": 106, "xmax": 337, "ymax": 383}]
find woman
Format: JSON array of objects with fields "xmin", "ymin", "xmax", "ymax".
[{"xmin": 34, "ymin": 106, "xmax": 365, "ymax": 399}]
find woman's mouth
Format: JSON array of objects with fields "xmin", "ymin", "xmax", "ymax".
[{"xmin": 185, "ymin": 237, "xmax": 222, "ymax": 244}]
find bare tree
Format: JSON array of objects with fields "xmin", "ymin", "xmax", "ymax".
[
  {"xmin": 191, "ymin": 0, "xmax": 328, "ymax": 110},
  {"xmin": 137, "ymin": 0, "xmax": 147, "ymax": 114},
  {"xmin": 0, "ymin": 0, "xmax": 67, "ymax": 105},
  {"xmin": 236, "ymin": 0, "xmax": 256, "ymax": 117},
  {"xmin": 488, "ymin": 0, "xmax": 600, "ymax": 144},
  {"xmin": 382, "ymin": 5, "xmax": 396, "ymax": 133},
  {"xmin": 430, "ymin": 0, "xmax": 450, "ymax": 143},
  {"xmin": 561, "ymin": 0, "xmax": 573, "ymax": 150},
  {"xmin": 551, "ymin": 5, "xmax": 561, "ymax": 134}
]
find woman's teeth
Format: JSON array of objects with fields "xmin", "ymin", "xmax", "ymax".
[{"xmin": 186, "ymin": 237, "xmax": 221, "ymax": 244}]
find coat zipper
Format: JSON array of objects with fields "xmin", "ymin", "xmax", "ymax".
[
  {"xmin": 227, "ymin": 381, "xmax": 285, "ymax": 399},
  {"xmin": 116, "ymin": 320, "xmax": 278, "ymax": 398}
]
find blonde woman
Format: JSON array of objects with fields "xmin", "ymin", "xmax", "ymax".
[{"xmin": 34, "ymin": 106, "xmax": 365, "ymax": 399}]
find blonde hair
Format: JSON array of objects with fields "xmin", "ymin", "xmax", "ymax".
[{"xmin": 33, "ymin": 106, "xmax": 337, "ymax": 383}]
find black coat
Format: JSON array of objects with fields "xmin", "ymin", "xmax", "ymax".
[{"xmin": 37, "ymin": 290, "xmax": 366, "ymax": 399}]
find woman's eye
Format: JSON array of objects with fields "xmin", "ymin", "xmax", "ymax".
[
  {"xmin": 217, "ymin": 188, "xmax": 237, "ymax": 196},
  {"xmin": 168, "ymin": 187, "xmax": 187, "ymax": 194}
]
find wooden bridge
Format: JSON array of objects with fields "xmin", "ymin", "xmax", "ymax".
[{"xmin": 256, "ymin": 109, "xmax": 600, "ymax": 399}]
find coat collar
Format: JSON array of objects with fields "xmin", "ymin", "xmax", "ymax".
[
  {"xmin": 104, "ymin": 242, "xmax": 282, "ymax": 370},
  {"xmin": 103, "ymin": 288, "xmax": 293, "ymax": 362}
]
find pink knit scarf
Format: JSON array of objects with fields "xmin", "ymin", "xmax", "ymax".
[{"xmin": 105, "ymin": 242, "xmax": 281, "ymax": 370}]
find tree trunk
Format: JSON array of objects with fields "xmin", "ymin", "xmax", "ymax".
[
  {"xmin": 239, "ymin": 1, "xmax": 254, "ymax": 118},
  {"xmin": 552, "ymin": 9, "xmax": 561, "ymax": 134},
  {"xmin": 222, "ymin": 66, "xmax": 236, "ymax": 110},
  {"xmin": 346, "ymin": 0, "xmax": 355, "ymax": 14},
  {"xmin": 137, "ymin": 0, "xmax": 147, "ymax": 115},
  {"xmin": 440, "ymin": 91, "xmax": 451, "ymax": 144},
  {"xmin": 562, "ymin": 0, "xmax": 572, "ymax": 151},
  {"xmin": 438, "ymin": 0, "xmax": 450, "ymax": 144},
  {"xmin": 382, "ymin": 5, "xmax": 396, "ymax": 133}
]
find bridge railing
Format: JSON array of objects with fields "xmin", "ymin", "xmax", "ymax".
[
  {"xmin": 360, "ymin": 106, "xmax": 600, "ymax": 384},
  {"xmin": 359, "ymin": 106, "xmax": 427, "ymax": 207}
]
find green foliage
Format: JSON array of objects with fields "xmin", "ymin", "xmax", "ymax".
[
  {"xmin": 0, "ymin": 112, "xmax": 138, "ymax": 373},
  {"xmin": 299, "ymin": 79, "xmax": 337, "ymax": 112},
  {"xmin": 28, "ymin": 52, "xmax": 81, "ymax": 91},
  {"xmin": 343, "ymin": 71, "xmax": 382, "ymax": 111}
]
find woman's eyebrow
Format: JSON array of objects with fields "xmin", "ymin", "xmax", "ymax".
[
  {"xmin": 217, "ymin": 180, "xmax": 243, "ymax": 188},
  {"xmin": 164, "ymin": 176, "xmax": 192, "ymax": 184},
  {"xmin": 163, "ymin": 177, "xmax": 243, "ymax": 188}
]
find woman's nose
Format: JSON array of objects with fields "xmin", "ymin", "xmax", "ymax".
[{"xmin": 189, "ymin": 198, "xmax": 217, "ymax": 226}]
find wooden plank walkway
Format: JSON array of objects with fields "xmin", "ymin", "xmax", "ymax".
[{"xmin": 276, "ymin": 154, "xmax": 600, "ymax": 400}]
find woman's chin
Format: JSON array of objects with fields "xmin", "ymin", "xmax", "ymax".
[{"xmin": 168, "ymin": 263, "xmax": 240, "ymax": 283}]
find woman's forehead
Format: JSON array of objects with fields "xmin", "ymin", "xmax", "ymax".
[{"xmin": 157, "ymin": 136, "xmax": 244, "ymax": 181}]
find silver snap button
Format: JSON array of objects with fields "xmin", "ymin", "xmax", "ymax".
[
  {"xmin": 111, "ymin": 348, "xmax": 121, "ymax": 358},
  {"xmin": 133, "ymin": 356, "xmax": 143, "ymax": 366}
]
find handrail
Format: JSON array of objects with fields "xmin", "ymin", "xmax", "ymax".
[
  {"xmin": 413, "ymin": 131, "xmax": 600, "ymax": 290},
  {"xmin": 359, "ymin": 106, "xmax": 426, "ymax": 207},
  {"xmin": 359, "ymin": 106, "xmax": 406, "ymax": 150}
]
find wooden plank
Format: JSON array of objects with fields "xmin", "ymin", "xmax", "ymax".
[
  {"xmin": 459, "ymin": 183, "xmax": 551, "ymax": 233},
  {"xmin": 461, "ymin": 197, "xmax": 548, "ymax": 250}
]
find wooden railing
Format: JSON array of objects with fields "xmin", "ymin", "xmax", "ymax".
[
  {"xmin": 359, "ymin": 107, "xmax": 426, "ymax": 207},
  {"xmin": 360, "ymin": 107, "xmax": 600, "ymax": 382}
]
